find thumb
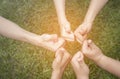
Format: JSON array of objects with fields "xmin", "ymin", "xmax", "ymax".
[
  {"xmin": 82, "ymin": 40, "xmax": 92, "ymax": 55},
  {"xmin": 87, "ymin": 39, "xmax": 96, "ymax": 49},
  {"xmin": 87, "ymin": 40, "xmax": 92, "ymax": 46}
]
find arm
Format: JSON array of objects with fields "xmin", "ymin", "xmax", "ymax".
[
  {"xmin": 53, "ymin": 0, "xmax": 74, "ymax": 41},
  {"xmin": 51, "ymin": 70, "xmax": 62, "ymax": 79},
  {"xmin": 82, "ymin": 40, "xmax": 120, "ymax": 78},
  {"xmin": 53, "ymin": 0, "xmax": 66, "ymax": 24},
  {"xmin": 74, "ymin": 0, "xmax": 108, "ymax": 44},
  {"xmin": 84, "ymin": 0, "xmax": 108, "ymax": 23},
  {"xmin": 0, "ymin": 16, "xmax": 65, "ymax": 52},
  {"xmin": 95, "ymin": 55, "xmax": 120, "ymax": 78},
  {"xmin": 71, "ymin": 51, "xmax": 89, "ymax": 79},
  {"xmin": 0, "ymin": 16, "xmax": 37, "ymax": 43},
  {"xmin": 51, "ymin": 48, "xmax": 71, "ymax": 79}
]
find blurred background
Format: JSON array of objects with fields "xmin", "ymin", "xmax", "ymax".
[{"xmin": 0, "ymin": 0, "xmax": 120, "ymax": 79}]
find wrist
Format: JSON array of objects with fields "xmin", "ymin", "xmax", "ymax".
[
  {"xmin": 25, "ymin": 33, "xmax": 42, "ymax": 45},
  {"xmin": 93, "ymin": 54, "xmax": 105, "ymax": 64},
  {"xmin": 51, "ymin": 70, "xmax": 62, "ymax": 79},
  {"xmin": 83, "ymin": 13, "xmax": 95, "ymax": 24},
  {"xmin": 77, "ymin": 75, "xmax": 89, "ymax": 79},
  {"xmin": 59, "ymin": 19, "xmax": 69, "ymax": 27},
  {"xmin": 52, "ymin": 69, "xmax": 63, "ymax": 75},
  {"xmin": 83, "ymin": 21, "xmax": 93, "ymax": 25}
]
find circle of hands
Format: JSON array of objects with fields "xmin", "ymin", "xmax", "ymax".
[{"xmin": 39, "ymin": 22, "xmax": 103, "ymax": 78}]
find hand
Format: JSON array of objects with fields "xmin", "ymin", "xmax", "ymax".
[
  {"xmin": 74, "ymin": 22, "xmax": 92, "ymax": 44},
  {"xmin": 71, "ymin": 51, "xmax": 89, "ymax": 79},
  {"xmin": 60, "ymin": 22, "xmax": 74, "ymax": 41},
  {"xmin": 82, "ymin": 40, "xmax": 104, "ymax": 62},
  {"xmin": 52, "ymin": 48, "xmax": 71, "ymax": 71},
  {"xmin": 51, "ymin": 48, "xmax": 71, "ymax": 79},
  {"xmin": 30, "ymin": 34, "xmax": 65, "ymax": 52}
]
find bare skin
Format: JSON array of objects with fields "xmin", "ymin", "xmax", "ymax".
[
  {"xmin": 82, "ymin": 40, "xmax": 120, "ymax": 78},
  {"xmin": 51, "ymin": 49, "xmax": 89, "ymax": 79},
  {"xmin": 53, "ymin": 0, "xmax": 108, "ymax": 43},
  {"xmin": 71, "ymin": 51, "xmax": 89, "ymax": 79},
  {"xmin": 51, "ymin": 48, "xmax": 72, "ymax": 79},
  {"xmin": 74, "ymin": 0, "xmax": 108, "ymax": 44},
  {"xmin": 0, "ymin": 16, "xmax": 65, "ymax": 52},
  {"xmin": 53, "ymin": 0, "xmax": 74, "ymax": 41},
  {"xmin": 33, "ymin": 34, "xmax": 65, "ymax": 51}
]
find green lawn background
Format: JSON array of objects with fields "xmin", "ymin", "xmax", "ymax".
[{"xmin": 0, "ymin": 0, "xmax": 120, "ymax": 79}]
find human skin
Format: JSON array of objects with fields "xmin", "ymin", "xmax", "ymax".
[
  {"xmin": 53, "ymin": 0, "xmax": 108, "ymax": 43},
  {"xmin": 71, "ymin": 51, "xmax": 89, "ymax": 79},
  {"xmin": 53, "ymin": 0, "xmax": 74, "ymax": 41},
  {"xmin": 0, "ymin": 16, "xmax": 65, "ymax": 52},
  {"xmin": 51, "ymin": 48, "xmax": 72, "ymax": 79},
  {"xmin": 51, "ymin": 49, "xmax": 89, "ymax": 79},
  {"xmin": 82, "ymin": 40, "xmax": 120, "ymax": 78},
  {"xmin": 74, "ymin": 0, "xmax": 108, "ymax": 44}
]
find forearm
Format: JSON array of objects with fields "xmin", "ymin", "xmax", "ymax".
[
  {"xmin": 53, "ymin": 0, "xmax": 66, "ymax": 23},
  {"xmin": 51, "ymin": 70, "xmax": 62, "ymax": 79},
  {"xmin": 77, "ymin": 76, "xmax": 89, "ymax": 79},
  {"xmin": 94, "ymin": 55, "xmax": 120, "ymax": 77},
  {"xmin": 84, "ymin": 0, "xmax": 108, "ymax": 23},
  {"xmin": 0, "ymin": 16, "xmax": 38, "ymax": 43}
]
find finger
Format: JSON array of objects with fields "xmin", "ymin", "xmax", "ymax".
[
  {"xmin": 87, "ymin": 39, "xmax": 96, "ymax": 49},
  {"xmin": 87, "ymin": 39, "xmax": 92, "ymax": 47},
  {"xmin": 49, "ymin": 34, "xmax": 58, "ymax": 42},
  {"xmin": 77, "ymin": 51, "xmax": 84, "ymax": 62},
  {"xmin": 87, "ymin": 40, "xmax": 98, "ymax": 50},
  {"xmin": 82, "ymin": 34, "xmax": 87, "ymax": 43},
  {"xmin": 83, "ymin": 34, "xmax": 87, "ymax": 39},
  {"xmin": 55, "ymin": 48, "xmax": 64, "ymax": 62},
  {"xmin": 83, "ymin": 40, "xmax": 89, "ymax": 48},
  {"xmin": 75, "ymin": 32, "xmax": 84, "ymax": 44},
  {"xmin": 53, "ymin": 38, "xmax": 65, "ymax": 52},
  {"xmin": 77, "ymin": 52, "xmax": 88, "ymax": 68},
  {"xmin": 55, "ymin": 47, "xmax": 64, "ymax": 57},
  {"xmin": 79, "ymin": 26, "xmax": 87, "ymax": 36},
  {"xmin": 61, "ymin": 49, "xmax": 71, "ymax": 66},
  {"xmin": 64, "ymin": 23, "xmax": 71, "ymax": 33},
  {"xmin": 73, "ymin": 51, "xmax": 81, "ymax": 59},
  {"xmin": 71, "ymin": 51, "xmax": 81, "ymax": 63},
  {"xmin": 82, "ymin": 40, "xmax": 89, "ymax": 53}
]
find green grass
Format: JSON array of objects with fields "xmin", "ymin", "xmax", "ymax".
[{"xmin": 0, "ymin": 0, "xmax": 120, "ymax": 79}]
